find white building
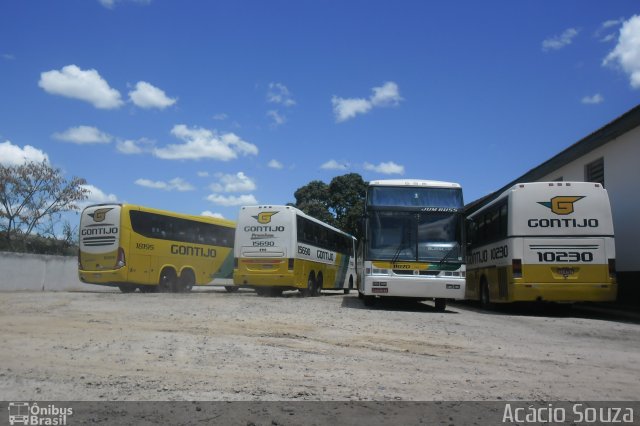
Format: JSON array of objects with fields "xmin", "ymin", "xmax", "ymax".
[{"xmin": 468, "ymin": 104, "xmax": 640, "ymax": 304}]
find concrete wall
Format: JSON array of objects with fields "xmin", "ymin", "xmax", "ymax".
[
  {"xmin": 538, "ymin": 125, "xmax": 640, "ymax": 273},
  {"xmin": 0, "ymin": 251, "xmax": 113, "ymax": 292}
]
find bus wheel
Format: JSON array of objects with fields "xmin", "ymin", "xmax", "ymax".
[
  {"xmin": 314, "ymin": 274, "xmax": 323, "ymax": 296},
  {"xmin": 178, "ymin": 270, "xmax": 195, "ymax": 293},
  {"xmin": 138, "ymin": 285, "xmax": 157, "ymax": 293},
  {"xmin": 300, "ymin": 274, "xmax": 315, "ymax": 297},
  {"xmin": 344, "ymin": 276, "xmax": 353, "ymax": 294},
  {"xmin": 434, "ymin": 298, "xmax": 446, "ymax": 312},
  {"xmin": 159, "ymin": 269, "xmax": 177, "ymax": 293},
  {"xmin": 255, "ymin": 287, "xmax": 267, "ymax": 296},
  {"xmin": 225, "ymin": 286, "xmax": 239, "ymax": 293},
  {"xmin": 268, "ymin": 287, "xmax": 283, "ymax": 297},
  {"xmin": 118, "ymin": 284, "xmax": 136, "ymax": 293},
  {"xmin": 363, "ymin": 295, "xmax": 376, "ymax": 307},
  {"xmin": 480, "ymin": 279, "xmax": 493, "ymax": 309}
]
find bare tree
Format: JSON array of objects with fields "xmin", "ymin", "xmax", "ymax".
[{"xmin": 0, "ymin": 161, "xmax": 89, "ymax": 248}]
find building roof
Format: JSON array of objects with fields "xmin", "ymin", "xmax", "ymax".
[{"xmin": 465, "ymin": 103, "xmax": 640, "ymax": 214}]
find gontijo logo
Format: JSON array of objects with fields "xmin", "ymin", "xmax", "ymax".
[
  {"xmin": 253, "ymin": 211, "xmax": 278, "ymax": 224},
  {"xmin": 88, "ymin": 207, "xmax": 113, "ymax": 223},
  {"xmin": 537, "ymin": 196, "xmax": 584, "ymax": 215}
]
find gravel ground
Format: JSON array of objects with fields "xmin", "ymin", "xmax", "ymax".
[{"xmin": 0, "ymin": 289, "xmax": 639, "ymax": 402}]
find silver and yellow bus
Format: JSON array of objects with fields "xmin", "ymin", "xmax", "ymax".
[
  {"xmin": 465, "ymin": 182, "xmax": 617, "ymax": 306},
  {"xmin": 358, "ymin": 179, "xmax": 466, "ymax": 310},
  {"xmin": 79, "ymin": 204, "xmax": 235, "ymax": 293},
  {"xmin": 232, "ymin": 205, "xmax": 357, "ymax": 296}
]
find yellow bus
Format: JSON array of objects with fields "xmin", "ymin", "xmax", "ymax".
[
  {"xmin": 78, "ymin": 203, "xmax": 235, "ymax": 293},
  {"xmin": 465, "ymin": 182, "xmax": 617, "ymax": 306},
  {"xmin": 232, "ymin": 205, "xmax": 358, "ymax": 297}
]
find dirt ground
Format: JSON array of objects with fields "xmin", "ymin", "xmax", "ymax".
[{"xmin": 0, "ymin": 288, "xmax": 639, "ymax": 402}]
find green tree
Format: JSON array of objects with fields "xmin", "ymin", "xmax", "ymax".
[
  {"xmin": 0, "ymin": 161, "xmax": 89, "ymax": 250},
  {"xmin": 293, "ymin": 180, "xmax": 335, "ymax": 225},
  {"xmin": 292, "ymin": 173, "xmax": 367, "ymax": 238},
  {"xmin": 328, "ymin": 173, "xmax": 367, "ymax": 237}
]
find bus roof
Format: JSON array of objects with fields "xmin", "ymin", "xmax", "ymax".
[
  {"xmin": 239, "ymin": 205, "xmax": 356, "ymax": 238},
  {"xmin": 82, "ymin": 203, "xmax": 236, "ymax": 228},
  {"xmin": 369, "ymin": 179, "xmax": 461, "ymax": 188},
  {"xmin": 466, "ymin": 181, "xmax": 608, "ymax": 217}
]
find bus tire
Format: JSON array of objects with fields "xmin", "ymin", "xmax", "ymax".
[
  {"xmin": 268, "ymin": 287, "xmax": 283, "ymax": 297},
  {"xmin": 225, "ymin": 286, "xmax": 239, "ymax": 293},
  {"xmin": 178, "ymin": 269, "xmax": 195, "ymax": 293},
  {"xmin": 118, "ymin": 284, "xmax": 136, "ymax": 293},
  {"xmin": 344, "ymin": 276, "xmax": 353, "ymax": 294},
  {"xmin": 159, "ymin": 268, "xmax": 177, "ymax": 293},
  {"xmin": 363, "ymin": 295, "xmax": 376, "ymax": 307},
  {"xmin": 138, "ymin": 285, "xmax": 157, "ymax": 293},
  {"xmin": 480, "ymin": 278, "xmax": 493, "ymax": 309},
  {"xmin": 434, "ymin": 298, "xmax": 446, "ymax": 311},
  {"xmin": 301, "ymin": 273, "xmax": 315, "ymax": 297},
  {"xmin": 315, "ymin": 273, "xmax": 323, "ymax": 296}
]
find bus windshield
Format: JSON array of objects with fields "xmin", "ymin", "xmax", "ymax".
[
  {"xmin": 368, "ymin": 187, "xmax": 463, "ymax": 209},
  {"xmin": 367, "ymin": 211, "xmax": 461, "ymax": 262}
]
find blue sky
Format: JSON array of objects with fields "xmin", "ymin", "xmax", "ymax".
[{"xmin": 1, "ymin": 1, "xmax": 639, "ymax": 224}]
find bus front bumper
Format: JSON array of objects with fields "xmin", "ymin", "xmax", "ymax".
[{"xmin": 362, "ymin": 276, "xmax": 466, "ymax": 299}]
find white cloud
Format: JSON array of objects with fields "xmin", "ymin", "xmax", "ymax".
[
  {"xmin": 542, "ymin": 28, "xmax": 579, "ymax": 51},
  {"xmin": 268, "ymin": 159, "xmax": 283, "ymax": 169},
  {"xmin": 332, "ymin": 97, "xmax": 372, "ymax": 122},
  {"xmin": 604, "ymin": 15, "xmax": 640, "ymax": 89},
  {"xmin": 38, "ymin": 65, "xmax": 123, "ymax": 109},
  {"xmin": 81, "ymin": 184, "xmax": 118, "ymax": 206},
  {"xmin": 267, "ymin": 82, "xmax": 296, "ymax": 106},
  {"xmin": 153, "ymin": 124, "xmax": 258, "ymax": 161},
  {"xmin": 201, "ymin": 210, "xmax": 225, "ymax": 219},
  {"xmin": 53, "ymin": 125, "xmax": 112, "ymax": 144},
  {"xmin": 206, "ymin": 193, "xmax": 258, "ymax": 207},
  {"xmin": 197, "ymin": 171, "xmax": 210, "ymax": 177},
  {"xmin": 129, "ymin": 81, "xmax": 177, "ymax": 109},
  {"xmin": 212, "ymin": 113, "xmax": 228, "ymax": 121},
  {"xmin": 332, "ymin": 81, "xmax": 403, "ymax": 122},
  {"xmin": 267, "ymin": 110, "xmax": 286, "ymax": 126},
  {"xmin": 2, "ymin": 53, "xmax": 15, "ymax": 60},
  {"xmin": 320, "ymin": 159, "xmax": 349, "ymax": 170},
  {"xmin": 596, "ymin": 18, "xmax": 624, "ymax": 42},
  {"xmin": 0, "ymin": 140, "xmax": 49, "ymax": 166},
  {"xmin": 370, "ymin": 81, "xmax": 403, "ymax": 106},
  {"xmin": 135, "ymin": 177, "xmax": 194, "ymax": 191},
  {"xmin": 581, "ymin": 93, "xmax": 604, "ymax": 105},
  {"xmin": 364, "ymin": 161, "xmax": 405, "ymax": 175},
  {"xmin": 116, "ymin": 138, "xmax": 153, "ymax": 154},
  {"xmin": 210, "ymin": 172, "xmax": 256, "ymax": 193},
  {"xmin": 99, "ymin": 0, "xmax": 151, "ymax": 9}
]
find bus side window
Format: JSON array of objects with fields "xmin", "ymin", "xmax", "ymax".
[{"xmin": 499, "ymin": 203, "xmax": 508, "ymax": 239}]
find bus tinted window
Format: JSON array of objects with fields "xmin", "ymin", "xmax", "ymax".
[
  {"xmin": 368, "ymin": 187, "xmax": 462, "ymax": 209},
  {"xmin": 467, "ymin": 200, "xmax": 508, "ymax": 247},
  {"xmin": 130, "ymin": 210, "xmax": 234, "ymax": 247},
  {"xmin": 296, "ymin": 214, "xmax": 352, "ymax": 255}
]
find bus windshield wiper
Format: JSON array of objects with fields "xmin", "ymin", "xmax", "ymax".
[
  {"xmin": 437, "ymin": 246, "xmax": 458, "ymax": 267},
  {"xmin": 391, "ymin": 241, "xmax": 408, "ymax": 263}
]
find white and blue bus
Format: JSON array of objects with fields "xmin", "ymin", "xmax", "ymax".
[{"xmin": 358, "ymin": 179, "xmax": 466, "ymax": 310}]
